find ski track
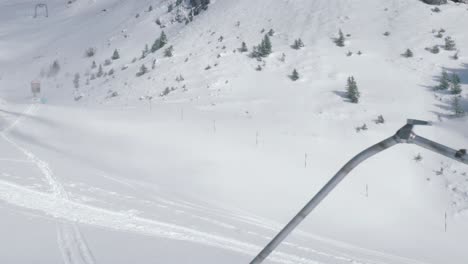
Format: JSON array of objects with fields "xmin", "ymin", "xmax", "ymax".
[
  {"xmin": 0, "ymin": 102, "xmax": 95, "ymax": 264},
  {"xmin": 0, "ymin": 102, "xmax": 429, "ymax": 264},
  {"xmin": 93, "ymin": 172, "xmax": 428, "ymax": 264}
]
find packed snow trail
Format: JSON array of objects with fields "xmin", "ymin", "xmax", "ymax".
[{"xmin": 0, "ymin": 102, "xmax": 96, "ymax": 264}]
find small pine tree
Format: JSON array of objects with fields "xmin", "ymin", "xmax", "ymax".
[
  {"xmin": 346, "ymin": 76, "xmax": 360, "ymax": 103},
  {"xmin": 261, "ymin": 34, "xmax": 272, "ymax": 56},
  {"xmin": 137, "ymin": 64, "xmax": 148, "ymax": 76},
  {"xmin": 152, "ymin": 31, "xmax": 168, "ymax": 52},
  {"xmin": 292, "ymin": 38, "xmax": 304, "ymax": 50},
  {"xmin": 164, "ymin": 45, "xmax": 174, "ymax": 57},
  {"xmin": 112, "ymin": 49, "xmax": 120, "ymax": 60},
  {"xmin": 239, "ymin": 42, "xmax": 248, "ymax": 52},
  {"xmin": 73, "ymin": 73, "xmax": 80, "ymax": 89},
  {"xmin": 48, "ymin": 60, "xmax": 61, "ymax": 77},
  {"xmin": 335, "ymin": 29, "xmax": 345, "ymax": 47},
  {"xmin": 438, "ymin": 70, "xmax": 450, "ymax": 90},
  {"xmin": 91, "ymin": 60, "xmax": 97, "ymax": 69},
  {"xmin": 429, "ymin": 45, "xmax": 440, "ymax": 54},
  {"xmin": 290, "ymin": 69, "xmax": 299, "ymax": 81},
  {"xmin": 453, "ymin": 96, "xmax": 464, "ymax": 116},
  {"xmin": 97, "ymin": 64, "xmax": 104, "ymax": 77},
  {"xmin": 176, "ymin": 0, "xmax": 182, "ymax": 6},
  {"xmin": 167, "ymin": 3, "xmax": 173, "ymax": 13},
  {"xmin": 148, "ymin": 5, "xmax": 153, "ymax": 12},
  {"xmin": 453, "ymin": 51, "xmax": 459, "ymax": 60},
  {"xmin": 444, "ymin": 36, "xmax": 456, "ymax": 51},
  {"xmin": 267, "ymin": 29, "xmax": 275, "ymax": 37},
  {"xmin": 450, "ymin": 74, "xmax": 462, "ymax": 94},
  {"xmin": 402, "ymin": 49, "xmax": 413, "ymax": 58}
]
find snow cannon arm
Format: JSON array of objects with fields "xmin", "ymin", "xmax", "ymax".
[
  {"xmin": 395, "ymin": 119, "xmax": 468, "ymax": 165},
  {"xmin": 250, "ymin": 118, "xmax": 467, "ymax": 264}
]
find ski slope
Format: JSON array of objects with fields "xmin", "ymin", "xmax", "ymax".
[{"xmin": 0, "ymin": 0, "xmax": 467, "ymax": 263}]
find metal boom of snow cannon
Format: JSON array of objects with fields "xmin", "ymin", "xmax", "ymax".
[{"xmin": 250, "ymin": 119, "xmax": 468, "ymax": 264}]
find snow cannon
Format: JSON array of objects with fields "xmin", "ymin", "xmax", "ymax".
[{"xmin": 250, "ymin": 119, "xmax": 468, "ymax": 264}]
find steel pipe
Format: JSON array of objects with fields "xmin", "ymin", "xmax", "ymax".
[{"xmin": 250, "ymin": 119, "xmax": 467, "ymax": 264}]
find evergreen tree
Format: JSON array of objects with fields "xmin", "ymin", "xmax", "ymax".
[
  {"xmin": 239, "ymin": 42, "xmax": 248, "ymax": 52},
  {"xmin": 251, "ymin": 34, "xmax": 272, "ymax": 58},
  {"xmin": 453, "ymin": 96, "xmax": 464, "ymax": 116},
  {"xmin": 137, "ymin": 64, "xmax": 148, "ymax": 76},
  {"xmin": 261, "ymin": 34, "xmax": 272, "ymax": 56},
  {"xmin": 292, "ymin": 38, "xmax": 305, "ymax": 49},
  {"xmin": 91, "ymin": 60, "xmax": 97, "ymax": 69},
  {"xmin": 346, "ymin": 76, "xmax": 360, "ymax": 103},
  {"xmin": 335, "ymin": 29, "xmax": 345, "ymax": 47},
  {"xmin": 450, "ymin": 73, "xmax": 462, "ymax": 94},
  {"xmin": 402, "ymin": 48, "xmax": 413, "ymax": 58},
  {"xmin": 48, "ymin": 60, "xmax": 61, "ymax": 77},
  {"xmin": 97, "ymin": 64, "xmax": 104, "ymax": 77},
  {"xmin": 444, "ymin": 36, "xmax": 456, "ymax": 51},
  {"xmin": 290, "ymin": 69, "xmax": 299, "ymax": 81},
  {"xmin": 152, "ymin": 31, "xmax": 168, "ymax": 52},
  {"xmin": 176, "ymin": 0, "xmax": 182, "ymax": 6},
  {"xmin": 438, "ymin": 70, "xmax": 450, "ymax": 90},
  {"xmin": 73, "ymin": 73, "xmax": 80, "ymax": 89},
  {"xmin": 112, "ymin": 49, "xmax": 120, "ymax": 60},
  {"xmin": 164, "ymin": 45, "xmax": 174, "ymax": 57},
  {"xmin": 267, "ymin": 29, "xmax": 275, "ymax": 37},
  {"xmin": 168, "ymin": 3, "xmax": 173, "ymax": 13}
]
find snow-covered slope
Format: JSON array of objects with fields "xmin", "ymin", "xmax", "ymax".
[{"xmin": 0, "ymin": 0, "xmax": 468, "ymax": 263}]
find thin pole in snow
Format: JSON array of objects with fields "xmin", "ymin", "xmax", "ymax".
[
  {"xmin": 365, "ymin": 184, "xmax": 369, "ymax": 198},
  {"xmin": 305, "ymin": 153, "xmax": 308, "ymax": 168},
  {"xmin": 445, "ymin": 211, "xmax": 448, "ymax": 232}
]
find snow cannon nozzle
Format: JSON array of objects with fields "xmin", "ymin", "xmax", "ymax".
[
  {"xmin": 407, "ymin": 119, "xmax": 432, "ymax": 126},
  {"xmin": 395, "ymin": 119, "xmax": 431, "ymax": 143}
]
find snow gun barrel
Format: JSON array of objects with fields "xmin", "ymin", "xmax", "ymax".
[{"xmin": 249, "ymin": 119, "xmax": 467, "ymax": 264}]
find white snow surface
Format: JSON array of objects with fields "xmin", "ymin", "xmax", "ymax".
[{"xmin": 0, "ymin": 0, "xmax": 468, "ymax": 263}]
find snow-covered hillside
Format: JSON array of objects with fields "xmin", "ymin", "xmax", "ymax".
[{"xmin": 0, "ymin": 0, "xmax": 468, "ymax": 263}]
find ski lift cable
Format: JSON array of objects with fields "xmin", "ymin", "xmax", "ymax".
[{"xmin": 250, "ymin": 119, "xmax": 467, "ymax": 264}]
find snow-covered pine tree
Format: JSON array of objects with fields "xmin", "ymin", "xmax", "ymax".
[
  {"xmin": 239, "ymin": 42, "xmax": 248, "ymax": 52},
  {"xmin": 452, "ymin": 96, "xmax": 464, "ymax": 116},
  {"xmin": 176, "ymin": 0, "xmax": 182, "ymax": 6},
  {"xmin": 97, "ymin": 64, "xmax": 103, "ymax": 77},
  {"xmin": 260, "ymin": 34, "xmax": 272, "ymax": 56},
  {"xmin": 48, "ymin": 60, "xmax": 61, "ymax": 77},
  {"xmin": 292, "ymin": 38, "xmax": 305, "ymax": 49},
  {"xmin": 152, "ymin": 31, "xmax": 168, "ymax": 52},
  {"xmin": 402, "ymin": 48, "xmax": 413, "ymax": 58},
  {"xmin": 444, "ymin": 36, "xmax": 456, "ymax": 51},
  {"xmin": 450, "ymin": 73, "xmax": 462, "ymax": 94},
  {"xmin": 168, "ymin": 4, "xmax": 173, "ymax": 13},
  {"xmin": 137, "ymin": 64, "xmax": 148, "ymax": 76},
  {"xmin": 73, "ymin": 73, "xmax": 80, "ymax": 89},
  {"xmin": 346, "ymin": 76, "xmax": 360, "ymax": 103},
  {"xmin": 437, "ymin": 70, "xmax": 450, "ymax": 90},
  {"xmin": 164, "ymin": 45, "xmax": 174, "ymax": 57},
  {"xmin": 335, "ymin": 29, "xmax": 345, "ymax": 47},
  {"xmin": 290, "ymin": 69, "xmax": 300, "ymax": 81},
  {"xmin": 268, "ymin": 29, "xmax": 275, "ymax": 37},
  {"xmin": 112, "ymin": 49, "xmax": 120, "ymax": 60},
  {"xmin": 91, "ymin": 60, "xmax": 97, "ymax": 69}
]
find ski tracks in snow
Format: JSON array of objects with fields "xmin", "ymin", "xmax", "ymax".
[
  {"xmin": 0, "ymin": 103, "xmax": 96, "ymax": 264},
  {"xmin": 0, "ymin": 103, "xmax": 428, "ymax": 264}
]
